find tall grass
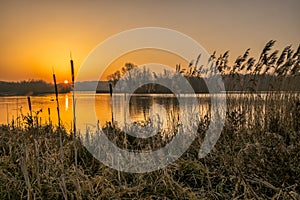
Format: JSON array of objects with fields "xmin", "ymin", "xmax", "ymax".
[
  {"xmin": 0, "ymin": 42, "xmax": 299, "ymax": 199},
  {"xmin": 0, "ymin": 92, "xmax": 299, "ymax": 199}
]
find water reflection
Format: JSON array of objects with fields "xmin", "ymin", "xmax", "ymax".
[
  {"xmin": 0, "ymin": 95, "xmax": 73, "ymax": 128},
  {"xmin": 65, "ymin": 94, "xmax": 69, "ymax": 111},
  {"xmin": 0, "ymin": 93, "xmax": 211, "ymax": 131},
  {"xmin": 0, "ymin": 92, "xmax": 297, "ymax": 133},
  {"xmin": 128, "ymin": 95, "xmax": 180, "ymax": 123}
]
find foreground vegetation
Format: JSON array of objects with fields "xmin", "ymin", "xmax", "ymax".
[
  {"xmin": 1, "ymin": 40, "xmax": 299, "ymax": 199},
  {"xmin": 0, "ymin": 92, "xmax": 299, "ymax": 199}
]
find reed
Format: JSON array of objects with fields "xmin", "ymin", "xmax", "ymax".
[
  {"xmin": 52, "ymin": 68, "xmax": 67, "ymax": 199},
  {"xmin": 109, "ymin": 83, "xmax": 114, "ymax": 123},
  {"xmin": 1, "ymin": 95, "xmax": 299, "ymax": 199},
  {"xmin": 6, "ymin": 104, "xmax": 9, "ymax": 125},
  {"xmin": 70, "ymin": 55, "xmax": 82, "ymax": 196},
  {"xmin": 47, "ymin": 107, "xmax": 51, "ymax": 125},
  {"xmin": 27, "ymin": 96, "xmax": 33, "ymax": 127},
  {"xmin": 0, "ymin": 42, "xmax": 299, "ymax": 199},
  {"xmin": 52, "ymin": 70, "xmax": 61, "ymax": 128},
  {"xmin": 70, "ymin": 55, "xmax": 76, "ymax": 136}
]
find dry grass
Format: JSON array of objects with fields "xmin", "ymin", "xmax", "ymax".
[
  {"xmin": 0, "ymin": 40, "xmax": 299, "ymax": 199},
  {"xmin": 0, "ymin": 92, "xmax": 300, "ymax": 199}
]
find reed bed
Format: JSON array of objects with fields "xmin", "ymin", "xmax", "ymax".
[
  {"xmin": 0, "ymin": 92, "xmax": 299, "ymax": 199},
  {"xmin": 1, "ymin": 40, "xmax": 299, "ymax": 199}
]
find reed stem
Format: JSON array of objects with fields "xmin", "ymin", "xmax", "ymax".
[
  {"xmin": 52, "ymin": 72, "xmax": 61, "ymax": 128},
  {"xmin": 27, "ymin": 96, "xmax": 33, "ymax": 127},
  {"xmin": 70, "ymin": 57, "xmax": 76, "ymax": 136},
  {"xmin": 70, "ymin": 56, "xmax": 79, "ymax": 171}
]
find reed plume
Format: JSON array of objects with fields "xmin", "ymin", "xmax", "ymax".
[
  {"xmin": 234, "ymin": 48, "xmax": 250, "ymax": 72},
  {"xmin": 276, "ymin": 45, "xmax": 291, "ymax": 70},
  {"xmin": 259, "ymin": 40, "xmax": 276, "ymax": 63}
]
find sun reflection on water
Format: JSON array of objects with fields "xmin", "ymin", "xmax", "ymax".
[{"xmin": 65, "ymin": 94, "xmax": 69, "ymax": 111}]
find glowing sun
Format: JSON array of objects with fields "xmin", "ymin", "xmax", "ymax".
[{"xmin": 64, "ymin": 80, "xmax": 69, "ymax": 84}]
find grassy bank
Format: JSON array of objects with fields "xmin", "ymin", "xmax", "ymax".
[{"xmin": 0, "ymin": 93, "xmax": 300, "ymax": 199}]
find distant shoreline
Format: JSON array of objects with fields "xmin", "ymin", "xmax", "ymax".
[
  {"xmin": 1, "ymin": 74, "xmax": 300, "ymax": 96},
  {"xmin": 1, "ymin": 90, "xmax": 300, "ymax": 97},
  {"xmin": 0, "ymin": 91, "xmax": 71, "ymax": 97},
  {"xmin": 0, "ymin": 80, "xmax": 71, "ymax": 96}
]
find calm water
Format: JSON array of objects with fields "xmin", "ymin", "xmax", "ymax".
[
  {"xmin": 0, "ymin": 92, "xmax": 211, "ymax": 130},
  {"xmin": 0, "ymin": 92, "xmax": 297, "ymax": 132}
]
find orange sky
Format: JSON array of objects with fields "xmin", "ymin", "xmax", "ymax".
[{"xmin": 0, "ymin": 0, "xmax": 299, "ymax": 83}]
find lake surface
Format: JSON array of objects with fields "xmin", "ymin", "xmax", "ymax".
[
  {"xmin": 0, "ymin": 92, "xmax": 298, "ymax": 133},
  {"xmin": 0, "ymin": 92, "xmax": 211, "ymax": 130}
]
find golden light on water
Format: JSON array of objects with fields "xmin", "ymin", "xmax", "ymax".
[{"xmin": 65, "ymin": 94, "xmax": 69, "ymax": 111}]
